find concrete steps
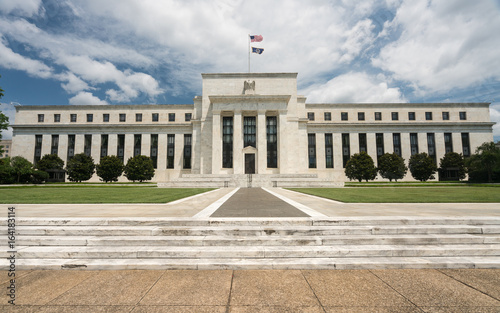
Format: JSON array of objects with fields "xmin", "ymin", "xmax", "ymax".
[{"xmin": 2, "ymin": 217, "xmax": 500, "ymax": 270}]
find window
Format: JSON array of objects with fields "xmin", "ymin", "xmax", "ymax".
[
  {"xmin": 169, "ymin": 113, "xmax": 175, "ymax": 122},
  {"xmin": 442, "ymin": 112, "xmax": 450, "ymax": 120},
  {"xmin": 34, "ymin": 135, "xmax": 42, "ymax": 164},
  {"xmin": 84, "ymin": 135, "xmax": 92, "ymax": 156},
  {"xmin": 444, "ymin": 133, "xmax": 453, "ymax": 154},
  {"xmin": 342, "ymin": 133, "xmax": 350, "ymax": 168},
  {"xmin": 222, "ymin": 116, "xmax": 233, "ymax": 168},
  {"xmin": 375, "ymin": 112, "xmax": 382, "ymax": 121},
  {"xmin": 134, "ymin": 134, "xmax": 141, "ymax": 157},
  {"xmin": 117, "ymin": 134, "xmax": 125, "ymax": 163},
  {"xmin": 307, "ymin": 112, "xmax": 315, "ymax": 121},
  {"xmin": 87, "ymin": 114, "xmax": 93, "ymax": 122},
  {"xmin": 325, "ymin": 133, "xmax": 333, "ymax": 168},
  {"xmin": 67, "ymin": 134, "xmax": 75, "ymax": 163},
  {"xmin": 267, "ymin": 116, "xmax": 278, "ymax": 168},
  {"xmin": 54, "ymin": 114, "xmax": 60, "ymax": 122},
  {"xmin": 51, "ymin": 135, "xmax": 59, "ymax": 155},
  {"xmin": 427, "ymin": 133, "xmax": 436, "ymax": 163},
  {"xmin": 460, "ymin": 112, "xmax": 467, "ymax": 120},
  {"xmin": 341, "ymin": 112, "xmax": 348, "ymax": 121},
  {"xmin": 324, "ymin": 112, "xmax": 331, "ymax": 121},
  {"xmin": 308, "ymin": 134, "xmax": 316, "ymax": 168},
  {"xmin": 461, "ymin": 133, "xmax": 470, "ymax": 157},
  {"xmin": 358, "ymin": 112, "xmax": 365, "ymax": 121},
  {"xmin": 393, "ymin": 133, "xmax": 401, "ymax": 157},
  {"xmin": 150, "ymin": 134, "xmax": 158, "ymax": 168},
  {"xmin": 103, "ymin": 114, "xmax": 109, "ymax": 122},
  {"xmin": 38, "ymin": 114, "xmax": 44, "ymax": 122},
  {"xmin": 119, "ymin": 114, "xmax": 126, "ymax": 122},
  {"xmin": 243, "ymin": 116, "xmax": 256, "ymax": 148},
  {"xmin": 185, "ymin": 113, "xmax": 192, "ymax": 122},
  {"xmin": 183, "ymin": 134, "xmax": 192, "ymax": 169},
  {"xmin": 167, "ymin": 134, "xmax": 175, "ymax": 169},
  {"xmin": 71, "ymin": 114, "xmax": 77, "ymax": 122},
  {"xmin": 136, "ymin": 113, "xmax": 142, "ymax": 122},
  {"xmin": 376, "ymin": 133, "xmax": 384, "ymax": 164},
  {"xmin": 392, "ymin": 112, "xmax": 399, "ymax": 121},
  {"xmin": 410, "ymin": 133, "xmax": 419, "ymax": 155},
  {"xmin": 359, "ymin": 133, "xmax": 367, "ymax": 153},
  {"xmin": 425, "ymin": 112, "xmax": 433, "ymax": 120},
  {"xmin": 408, "ymin": 112, "xmax": 415, "ymax": 121},
  {"xmin": 152, "ymin": 113, "xmax": 159, "ymax": 122},
  {"xmin": 101, "ymin": 134, "xmax": 108, "ymax": 158}
]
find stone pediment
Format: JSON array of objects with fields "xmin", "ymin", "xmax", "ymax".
[{"xmin": 242, "ymin": 146, "xmax": 257, "ymax": 153}]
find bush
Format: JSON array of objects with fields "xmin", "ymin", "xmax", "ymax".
[
  {"xmin": 0, "ymin": 157, "xmax": 15, "ymax": 184},
  {"xmin": 438, "ymin": 152, "xmax": 466, "ymax": 181},
  {"xmin": 377, "ymin": 153, "xmax": 408, "ymax": 182},
  {"xmin": 345, "ymin": 151, "xmax": 377, "ymax": 182},
  {"xmin": 465, "ymin": 142, "xmax": 500, "ymax": 183},
  {"xmin": 96, "ymin": 155, "xmax": 124, "ymax": 183},
  {"xmin": 11, "ymin": 156, "xmax": 34, "ymax": 183},
  {"xmin": 36, "ymin": 154, "xmax": 64, "ymax": 171},
  {"xmin": 408, "ymin": 153, "xmax": 437, "ymax": 181},
  {"xmin": 124, "ymin": 155, "xmax": 155, "ymax": 182},
  {"xmin": 65, "ymin": 153, "xmax": 95, "ymax": 182},
  {"xmin": 31, "ymin": 170, "xmax": 49, "ymax": 184}
]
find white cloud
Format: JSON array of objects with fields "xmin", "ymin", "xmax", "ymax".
[
  {"xmin": 58, "ymin": 72, "xmax": 92, "ymax": 94},
  {"xmin": 69, "ymin": 92, "xmax": 107, "ymax": 105},
  {"xmin": 490, "ymin": 104, "xmax": 500, "ymax": 141},
  {"xmin": 303, "ymin": 71, "xmax": 407, "ymax": 103},
  {"xmin": 0, "ymin": 38, "xmax": 53, "ymax": 79},
  {"xmin": 0, "ymin": 0, "xmax": 41, "ymax": 17}
]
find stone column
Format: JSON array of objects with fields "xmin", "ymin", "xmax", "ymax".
[
  {"xmin": 401, "ymin": 132, "xmax": 411, "ymax": 162},
  {"xmin": 191, "ymin": 120, "xmax": 201, "ymax": 174},
  {"xmin": 211, "ymin": 112, "xmax": 221, "ymax": 174},
  {"xmin": 233, "ymin": 111, "xmax": 243, "ymax": 174},
  {"xmin": 75, "ymin": 134, "xmax": 85, "ymax": 155},
  {"xmin": 41, "ymin": 134, "xmax": 51, "ymax": 157},
  {"xmin": 175, "ymin": 133, "xmax": 184, "ymax": 171},
  {"xmin": 351, "ymin": 132, "xmax": 359, "ymax": 155},
  {"xmin": 124, "ymin": 134, "xmax": 134, "ymax": 163},
  {"xmin": 384, "ymin": 133, "xmax": 393, "ymax": 154},
  {"xmin": 157, "ymin": 134, "xmax": 167, "ymax": 171},
  {"xmin": 257, "ymin": 110, "xmax": 266, "ymax": 173},
  {"xmin": 435, "ymin": 132, "xmax": 445, "ymax": 167},
  {"xmin": 108, "ymin": 134, "xmax": 117, "ymax": 158},
  {"xmin": 142, "ymin": 134, "xmax": 151, "ymax": 157},
  {"xmin": 333, "ymin": 133, "xmax": 343, "ymax": 169},
  {"xmin": 316, "ymin": 133, "xmax": 326, "ymax": 170},
  {"xmin": 58, "ymin": 134, "xmax": 68, "ymax": 164},
  {"xmin": 367, "ymin": 133, "xmax": 377, "ymax": 164},
  {"xmin": 452, "ymin": 132, "xmax": 462, "ymax": 154}
]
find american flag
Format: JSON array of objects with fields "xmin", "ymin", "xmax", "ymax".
[{"xmin": 250, "ymin": 35, "xmax": 263, "ymax": 42}]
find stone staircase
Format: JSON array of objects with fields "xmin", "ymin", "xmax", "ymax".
[{"xmin": 2, "ymin": 217, "xmax": 500, "ymax": 270}]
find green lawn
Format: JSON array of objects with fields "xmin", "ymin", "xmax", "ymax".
[
  {"xmin": 0, "ymin": 186, "xmax": 214, "ymax": 204},
  {"xmin": 289, "ymin": 186, "xmax": 500, "ymax": 203}
]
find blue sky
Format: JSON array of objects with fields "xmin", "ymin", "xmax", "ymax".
[{"xmin": 0, "ymin": 0, "xmax": 499, "ymax": 141}]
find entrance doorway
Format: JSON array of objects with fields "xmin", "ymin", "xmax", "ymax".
[{"xmin": 245, "ymin": 153, "xmax": 255, "ymax": 174}]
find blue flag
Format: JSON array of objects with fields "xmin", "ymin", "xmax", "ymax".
[{"xmin": 252, "ymin": 47, "xmax": 264, "ymax": 54}]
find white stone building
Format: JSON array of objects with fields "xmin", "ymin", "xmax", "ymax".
[
  {"xmin": 0, "ymin": 140, "xmax": 12, "ymax": 158},
  {"xmin": 12, "ymin": 73, "xmax": 495, "ymax": 186}
]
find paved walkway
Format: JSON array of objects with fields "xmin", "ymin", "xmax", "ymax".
[{"xmin": 2, "ymin": 269, "xmax": 499, "ymax": 312}]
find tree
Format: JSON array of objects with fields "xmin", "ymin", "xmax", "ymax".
[
  {"xmin": 466, "ymin": 142, "xmax": 500, "ymax": 183},
  {"xmin": 438, "ymin": 152, "xmax": 466, "ymax": 181},
  {"xmin": 65, "ymin": 153, "xmax": 95, "ymax": 182},
  {"xmin": 96, "ymin": 155, "xmax": 124, "ymax": 183},
  {"xmin": 377, "ymin": 153, "xmax": 408, "ymax": 182},
  {"xmin": 0, "ymin": 75, "xmax": 9, "ymax": 156},
  {"xmin": 124, "ymin": 155, "xmax": 155, "ymax": 182},
  {"xmin": 10, "ymin": 156, "xmax": 34, "ymax": 183},
  {"xmin": 344, "ymin": 151, "xmax": 377, "ymax": 182},
  {"xmin": 408, "ymin": 153, "xmax": 437, "ymax": 182},
  {"xmin": 0, "ymin": 157, "xmax": 15, "ymax": 184},
  {"xmin": 36, "ymin": 154, "xmax": 65, "ymax": 171}
]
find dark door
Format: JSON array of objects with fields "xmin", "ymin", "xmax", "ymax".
[{"xmin": 245, "ymin": 154, "xmax": 255, "ymax": 174}]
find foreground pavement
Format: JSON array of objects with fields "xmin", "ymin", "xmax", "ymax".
[{"xmin": 2, "ymin": 269, "xmax": 500, "ymax": 312}]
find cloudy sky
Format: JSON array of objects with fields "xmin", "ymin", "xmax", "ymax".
[{"xmin": 0, "ymin": 0, "xmax": 499, "ymax": 141}]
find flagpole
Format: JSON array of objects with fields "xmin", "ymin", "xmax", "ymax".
[{"xmin": 248, "ymin": 34, "xmax": 251, "ymax": 73}]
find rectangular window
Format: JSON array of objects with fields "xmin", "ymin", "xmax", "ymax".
[
  {"xmin": 392, "ymin": 112, "xmax": 399, "ymax": 121},
  {"xmin": 342, "ymin": 133, "xmax": 350, "ymax": 168},
  {"xmin": 71, "ymin": 114, "xmax": 77, "ymax": 122},
  {"xmin": 152, "ymin": 113, "xmax": 159, "ymax": 122},
  {"xmin": 87, "ymin": 114, "xmax": 93, "ymax": 122},
  {"xmin": 136, "ymin": 113, "xmax": 142, "ymax": 122},
  {"xmin": 461, "ymin": 133, "xmax": 470, "ymax": 157},
  {"xmin": 425, "ymin": 112, "xmax": 433, "ymax": 120},
  {"xmin": 54, "ymin": 114, "xmax": 60, "ymax": 122},
  {"xmin": 100, "ymin": 134, "xmax": 108, "ymax": 158},
  {"xmin": 410, "ymin": 133, "xmax": 419, "ymax": 155},
  {"xmin": 393, "ymin": 133, "xmax": 401, "ymax": 157},
  {"xmin": 167, "ymin": 134, "xmax": 175, "ymax": 169},
  {"xmin": 359, "ymin": 133, "xmax": 367, "ymax": 153},
  {"xmin": 341, "ymin": 112, "xmax": 348, "ymax": 121},
  {"xmin": 376, "ymin": 133, "xmax": 384, "ymax": 164},
  {"xmin": 117, "ymin": 134, "xmax": 125, "ymax": 163},
  {"xmin": 119, "ymin": 113, "xmax": 126, "ymax": 122},
  {"xmin": 183, "ymin": 134, "xmax": 192, "ymax": 169},
  {"xmin": 325, "ymin": 133, "xmax": 333, "ymax": 168},
  {"xmin": 243, "ymin": 116, "xmax": 256, "ymax": 148},
  {"xmin": 103, "ymin": 114, "xmax": 109, "ymax": 122},
  {"xmin": 267, "ymin": 116, "xmax": 278, "ymax": 168},
  {"xmin": 38, "ymin": 114, "xmax": 44, "ymax": 122},
  {"xmin": 442, "ymin": 112, "xmax": 450, "ymax": 120},
  {"xmin": 51, "ymin": 135, "xmax": 59, "ymax": 155},
  {"xmin": 459, "ymin": 112, "xmax": 467, "ymax": 120},
  {"xmin": 427, "ymin": 133, "xmax": 436, "ymax": 163},
  {"xmin": 84, "ymin": 135, "xmax": 92, "ymax": 156},
  {"xmin": 444, "ymin": 132, "xmax": 453, "ymax": 154},
  {"xmin": 308, "ymin": 133, "xmax": 316, "ymax": 168},
  {"xmin": 185, "ymin": 113, "xmax": 192, "ymax": 122},
  {"xmin": 150, "ymin": 134, "xmax": 158, "ymax": 168},
  {"xmin": 375, "ymin": 112, "xmax": 382, "ymax": 121},
  {"xmin": 169, "ymin": 113, "xmax": 175, "ymax": 122},
  {"xmin": 408, "ymin": 112, "xmax": 416, "ymax": 120},
  {"xmin": 34, "ymin": 135, "xmax": 43, "ymax": 164},
  {"xmin": 134, "ymin": 134, "xmax": 142, "ymax": 157},
  {"xmin": 324, "ymin": 112, "xmax": 331, "ymax": 121},
  {"xmin": 67, "ymin": 134, "xmax": 75, "ymax": 163},
  {"xmin": 358, "ymin": 112, "xmax": 365, "ymax": 121},
  {"xmin": 307, "ymin": 112, "xmax": 315, "ymax": 121},
  {"xmin": 222, "ymin": 116, "xmax": 233, "ymax": 168}
]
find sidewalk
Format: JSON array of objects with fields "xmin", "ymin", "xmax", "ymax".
[{"xmin": 2, "ymin": 269, "xmax": 499, "ymax": 312}]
